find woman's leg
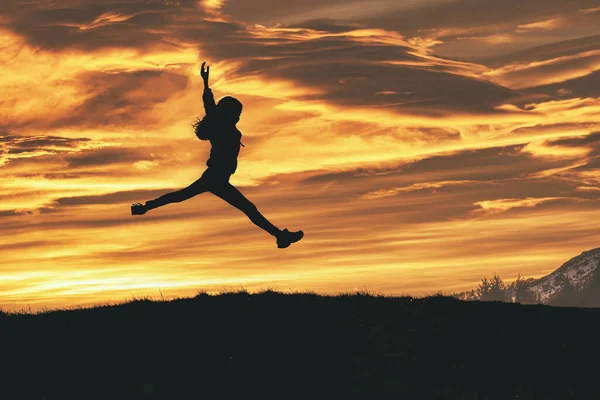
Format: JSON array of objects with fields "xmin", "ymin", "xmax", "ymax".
[
  {"xmin": 210, "ymin": 183, "xmax": 282, "ymax": 236},
  {"xmin": 145, "ymin": 174, "xmax": 211, "ymax": 211}
]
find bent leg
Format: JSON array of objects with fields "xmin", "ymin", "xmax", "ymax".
[
  {"xmin": 146, "ymin": 175, "xmax": 210, "ymax": 211},
  {"xmin": 211, "ymin": 183, "xmax": 281, "ymax": 236}
]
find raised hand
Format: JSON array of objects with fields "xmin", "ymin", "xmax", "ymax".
[{"xmin": 200, "ymin": 61, "xmax": 210, "ymax": 87}]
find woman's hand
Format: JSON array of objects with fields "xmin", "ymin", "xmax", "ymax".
[{"xmin": 200, "ymin": 61, "xmax": 210, "ymax": 88}]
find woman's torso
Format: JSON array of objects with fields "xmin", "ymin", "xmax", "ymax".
[{"xmin": 206, "ymin": 125, "xmax": 242, "ymax": 174}]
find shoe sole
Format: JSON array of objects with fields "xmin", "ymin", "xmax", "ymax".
[
  {"xmin": 278, "ymin": 230, "xmax": 304, "ymax": 249},
  {"xmin": 131, "ymin": 205, "xmax": 146, "ymax": 216}
]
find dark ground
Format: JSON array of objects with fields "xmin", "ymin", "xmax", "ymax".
[{"xmin": 1, "ymin": 290, "xmax": 600, "ymax": 399}]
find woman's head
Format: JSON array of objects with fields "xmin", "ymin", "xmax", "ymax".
[{"xmin": 217, "ymin": 96, "xmax": 243, "ymax": 125}]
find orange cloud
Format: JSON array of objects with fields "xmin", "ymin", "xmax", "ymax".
[
  {"xmin": 480, "ymin": 34, "xmax": 515, "ymax": 45},
  {"xmin": 581, "ymin": 7, "xmax": 600, "ymax": 14},
  {"xmin": 516, "ymin": 17, "xmax": 563, "ymax": 31},
  {"xmin": 202, "ymin": 0, "xmax": 226, "ymax": 11},
  {"xmin": 361, "ymin": 180, "xmax": 477, "ymax": 199},
  {"xmin": 74, "ymin": 11, "xmax": 143, "ymax": 30},
  {"xmin": 473, "ymin": 197, "xmax": 568, "ymax": 213},
  {"xmin": 481, "ymin": 49, "xmax": 600, "ymax": 89}
]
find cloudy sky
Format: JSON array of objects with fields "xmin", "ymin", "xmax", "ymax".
[{"xmin": 1, "ymin": 0, "xmax": 600, "ymax": 311}]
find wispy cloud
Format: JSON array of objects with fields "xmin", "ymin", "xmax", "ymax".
[
  {"xmin": 581, "ymin": 7, "xmax": 600, "ymax": 14},
  {"xmin": 472, "ymin": 197, "xmax": 571, "ymax": 215},
  {"xmin": 517, "ymin": 17, "xmax": 563, "ymax": 31},
  {"xmin": 362, "ymin": 180, "xmax": 477, "ymax": 199}
]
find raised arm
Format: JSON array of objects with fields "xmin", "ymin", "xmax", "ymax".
[{"xmin": 200, "ymin": 61, "xmax": 217, "ymax": 114}]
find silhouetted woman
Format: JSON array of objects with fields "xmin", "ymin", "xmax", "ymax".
[{"xmin": 131, "ymin": 62, "xmax": 304, "ymax": 249}]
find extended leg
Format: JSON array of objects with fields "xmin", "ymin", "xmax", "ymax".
[
  {"xmin": 210, "ymin": 183, "xmax": 281, "ymax": 236},
  {"xmin": 144, "ymin": 176, "xmax": 210, "ymax": 212}
]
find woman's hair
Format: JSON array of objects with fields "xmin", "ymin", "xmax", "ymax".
[
  {"xmin": 192, "ymin": 113, "xmax": 216, "ymax": 141},
  {"xmin": 192, "ymin": 96, "xmax": 243, "ymax": 141}
]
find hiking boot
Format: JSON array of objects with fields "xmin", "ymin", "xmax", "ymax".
[
  {"xmin": 131, "ymin": 203, "xmax": 148, "ymax": 216},
  {"xmin": 276, "ymin": 228, "xmax": 304, "ymax": 249}
]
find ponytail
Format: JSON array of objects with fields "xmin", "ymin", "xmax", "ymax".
[{"xmin": 192, "ymin": 113, "xmax": 217, "ymax": 141}]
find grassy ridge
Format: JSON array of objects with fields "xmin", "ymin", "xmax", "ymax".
[{"xmin": 2, "ymin": 290, "xmax": 600, "ymax": 399}]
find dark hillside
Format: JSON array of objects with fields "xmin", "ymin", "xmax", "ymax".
[{"xmin": 2, "ymin": 291, "xmax": 600, "ymax": 399}]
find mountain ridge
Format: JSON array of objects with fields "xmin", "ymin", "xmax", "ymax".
[
  {"xmin": 529, "ymin": 247, "xmax": 600, "ymax": 302},
  {"xmin": 458, "ymin": 247, "xmax": 600, "ymax": 306}
]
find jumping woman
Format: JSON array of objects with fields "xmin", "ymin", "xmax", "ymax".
[{"xmin": 131, "ymin": 62, "xmax": 304, "ymax": 249}]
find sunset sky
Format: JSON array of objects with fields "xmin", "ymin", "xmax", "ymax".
[{"xmin": 2, "ymin": 0, "xmax": 600, "ymax": 311}]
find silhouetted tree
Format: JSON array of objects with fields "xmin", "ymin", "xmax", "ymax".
[
  {"xmin": 465, "ymin": 289, "xmax": 477, "ymax": 300},
  {"xmin": 513, "ymin": 273, "xmax": 539, "ymax": 304},
  {"xmin": 477, "ymin": 275, "xmax": 506, "ymax": 301},
  {"xmin": 476, "ymin": 277, "xmax": 492, "ymax": 300},
  {"xmin": 489, "ymin": 275, "xmax": 506, "ymax": 301},
  {"xmin": 455, "ymin": 289, "xmax": 478, "ymax": 301}
]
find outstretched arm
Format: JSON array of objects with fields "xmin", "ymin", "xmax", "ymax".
[{"xmin": 200, "ymin": 61, "xmax": 216, "ymax": 114}]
